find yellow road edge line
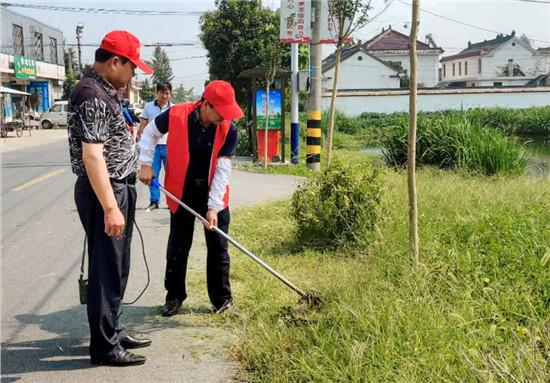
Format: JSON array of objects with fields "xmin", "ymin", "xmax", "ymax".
[{"xmin": 12, "ymin": 169, "xmax": 67, "ymax": 192}]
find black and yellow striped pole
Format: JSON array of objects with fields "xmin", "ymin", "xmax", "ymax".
[
  {"xmin": 307, "ymin": 0, "xmax": 322, "ymax": 171},
  {"xmin": 306, "ymin": 111, "xmax": 321, "ymax": 169}
]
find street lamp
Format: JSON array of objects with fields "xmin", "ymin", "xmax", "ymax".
[{"xmin": 76, "ymin": 22, "xmax": 84, "ymax": 78}]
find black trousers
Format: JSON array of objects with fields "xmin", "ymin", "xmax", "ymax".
[
  {"xmin": 74, "ymin": 175, "xmax": 136, "ymax": 357},
  {"xmin": 164, "ymin": 193, "xmax": 232, "ymax": 309}
]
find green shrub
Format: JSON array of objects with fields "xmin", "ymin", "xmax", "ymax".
[
  {"xmin": 236, "ymin": 121, "xmax": 253, "ymax": 156},
  {"xmin": 320, "ymin": 110, "xmax": 368, "ymax": 135},
  {"xmin": 382, "ymin": 114, "xmax": 529, "ymax": 175},
  {"xmin": 291, "ymin": 161, "xmax": 382, "ymax": 249}
]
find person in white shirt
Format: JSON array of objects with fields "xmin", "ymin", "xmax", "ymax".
[{"xmin": 137, "ymin": 82, "xmax": 172, "ymax": 211}]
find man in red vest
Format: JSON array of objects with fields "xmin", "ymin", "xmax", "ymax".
[{"xmin": 138, "ymin": 80, "xmax": 243, "ymax": 316}]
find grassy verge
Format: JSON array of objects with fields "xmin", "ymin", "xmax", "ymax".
[{"xmin": 226, "ymin": 170, "xmax": 550, "ymax": 382}]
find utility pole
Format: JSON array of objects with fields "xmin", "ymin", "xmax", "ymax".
[
  {"xmin": 76, "ymin": 22, "xmax": 84, "ymax": 78},
  {"xmin": 306, "ymin": 0, "xmax": 322, "ymax": 171},
  {"xmin": 290, "ymin": 43, "xmax": 299, "ymax": 164},
  {"xmin": 68, "ymin": 48, "xmax": 74, "ymax": 77}
]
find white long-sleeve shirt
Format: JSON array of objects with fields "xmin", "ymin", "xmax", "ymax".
[{"xmin": 138, "ymin": 112, "xmax": 235, "ymax": 212}]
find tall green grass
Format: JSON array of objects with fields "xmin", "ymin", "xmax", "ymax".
[
  {"xmin": 356, "ymin": 107, "xmax": 550, "ymax": 137},
  {"xmin": 228, "ymin": 170, "xmax": 550, "ymax": 382},
  {"xmin": 382, "ymin": 115, "xmax": 529, "ymax": 175},
  {"xmin": 463, "ymin": 107, "xmax": 550, "ymax": 136},
  {"xmin": 241, "ymin": 107, "xmax": 549, "ymax": 157}
]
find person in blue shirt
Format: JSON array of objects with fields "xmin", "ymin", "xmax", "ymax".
[
  {"xmin": 120, "ymin": 98, "xmax": 140, "ymax": 138},
  {"xmin": 137, "ymin": 83, "xmax": 172, "ymax": 211}
]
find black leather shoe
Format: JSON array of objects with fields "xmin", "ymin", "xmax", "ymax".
[
  {"xmin": 161, "ymin": 298, "xmax": 182, "ymax": 317},
  {"xmin": 121, "ymin": 334, "xmax": 152, "ymax": 349},
  {"xmin": 91, "ymin": 349, "xmax": 146, "ymax": 367}
]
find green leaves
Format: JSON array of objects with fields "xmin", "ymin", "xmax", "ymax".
[
  {"xmin": 328, "ymin": 0, "xmax": 372, "ymax": 43},
  {"xmin": 292, "ymin": 161, "xmax": 382, "ymax": 250},
  {"xmin": 199, "ymin": 0, "xmax": 292, "ymax": 104},
  {"xmin": 62, "ymin": 72, "xmax": 76, "ymax": 100},
  {"xmin": 150, "ymin": 46, "xmax": 174, "ymax": 85}
]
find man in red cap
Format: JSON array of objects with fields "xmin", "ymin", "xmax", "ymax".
[
  {"xmin": 68, "ymin": 30, "xmax": 153, "ymax": 366},
  {"xmin": 138, "ymin": 80, "xmax": 243, "ymax": 316}
]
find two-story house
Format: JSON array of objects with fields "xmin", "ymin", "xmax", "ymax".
[
  {"xmin": 322, "ymin": 26, "xmax": 444, "ymax": 91},
  {"xmin": 1, "ymin": 6, "xmax": 65, "ymax": 115},
  {"xmin": 440, "ymin": 31, "xmax": 550, "ymax": 87},
  {"xmin": 361, "ymin": 26, "xmax": 444, "ymax": 88},
  {"xmin": 322, "ymin": 44, "xmax": 402, "ymax": 91}
]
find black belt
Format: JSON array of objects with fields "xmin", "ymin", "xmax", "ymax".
[
  {"xmin": 110, "ymin": 173, "xmax": 137, "ymax": 185},
  {"xmin": 184, "ymin": 178, "xmax": 208, "ymax": 190}
]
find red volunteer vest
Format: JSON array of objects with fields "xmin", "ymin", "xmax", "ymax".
[{"xmin": 165, "ymin": 102, "xmax": 231, "ymax": 213}]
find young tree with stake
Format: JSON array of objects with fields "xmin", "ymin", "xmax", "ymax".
[{"xmin": 408, "ymin": 0, "xmax": 420, "ymax": 265}]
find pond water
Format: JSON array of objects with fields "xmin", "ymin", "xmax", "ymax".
[
  {"xmin": 517, "ymin": 136, "xmax": 550, "ymax": 179},
  {"xmin": 361, "ymin": 134, "xmax": 550, "ymax": 179}
]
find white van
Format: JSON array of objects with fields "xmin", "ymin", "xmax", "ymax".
[{"xmin": 39, "ymin": 101, "xmax": 68, "ymax": 129}]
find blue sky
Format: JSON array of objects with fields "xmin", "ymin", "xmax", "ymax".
[{"xmin": 5, "ymin": 0, "xmax": 549, "ymax": 94}]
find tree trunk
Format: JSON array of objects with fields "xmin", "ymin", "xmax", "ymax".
[
  {"xmin": 408, "ymin": 0, "xmax": 420, "ymax": 266},
  {"xmin": 326, "ymin": 44, "xmax": 342, "ymax": 168}
]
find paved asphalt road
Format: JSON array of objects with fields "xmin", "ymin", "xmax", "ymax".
[{"xmin": 1, "ymin": 138, "xmax": 303, "ymax": 382}]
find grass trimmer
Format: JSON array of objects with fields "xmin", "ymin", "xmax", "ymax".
[{"xmin": 152, "ymin": 178, "xmax": 322, "ymax": 309}]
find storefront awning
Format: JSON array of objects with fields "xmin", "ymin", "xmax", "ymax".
[{"xmin": 0, "ymin": 86, "xmax": 31, "ymax": 96}]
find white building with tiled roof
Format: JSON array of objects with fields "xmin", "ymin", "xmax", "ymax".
[
  {"xmin": 361, "ymin": 26, "xmax": 443, "ymax": 88},
  {"xmin": 322, "ymin": 45, "xmax": 402, "ymax": 90},
  {"xmin": 440, "ymin": 31, "xmax": 550, "ymax": 87},
  {"xmin": 322, "ymin": 26, "xmax": 443, "ymax": 91}
]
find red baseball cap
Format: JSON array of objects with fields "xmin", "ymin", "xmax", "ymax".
[
  {"xmin": 100, "ymin": 30, "xmax": 153, "ymax": 75},
  {"xmin": 203, "ymin": 80, "xmax": 244, "ymax": 121}
]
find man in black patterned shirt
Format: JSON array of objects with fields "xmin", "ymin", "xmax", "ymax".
[{"xmin": 68, "ymin": 30, "xmax": 153, "ymax": 367}]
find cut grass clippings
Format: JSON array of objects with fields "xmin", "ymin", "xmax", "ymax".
[{"xmin": 225, "ymin": 169, "xmax": 550, "ymax": 382}]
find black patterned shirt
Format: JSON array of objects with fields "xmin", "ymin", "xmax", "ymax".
[{"xmin": 68, "ymin": 68, "xmax": 137, "ymax": 180}]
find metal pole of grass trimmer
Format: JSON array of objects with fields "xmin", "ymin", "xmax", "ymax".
[{"xmin": 152, "ymin": 179, "xmax": 307, "ymax": 299}]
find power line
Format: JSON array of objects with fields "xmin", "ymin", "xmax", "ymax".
[
  {"xmin": 398, "ymin": 0, "xmax": 500, "ymax": 34},
  {"xmin": 172, "ymin": 72, "xmax": 209, "ymax": 80},
  {"xmin": 0, "ymin": 2, "xmax": 206, "ymax": 15},
  {"xmin": 369, "ymin": 0, "xmax": 396, "ymax": 23},
  {"xmin": 65, "ymin": 42, "xmax": 199, "ymax": 47},
  {"xmin": 169, "ymin": 55, "xmax": 207, "ymax": 62},
  {"xmin": 397, "ymin": 0, "xmax": 550, "ymax": 44},
  {"xmin": 162, "ymin": 46, "xmax": 204, "ymax": 54},
  {"xmin": 513, "ymin": 0, "xmax": 550, "ymax": 3},
  {"xmin": 142, "ymin": 55, "xmax": 206, "ymax": 61}
]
